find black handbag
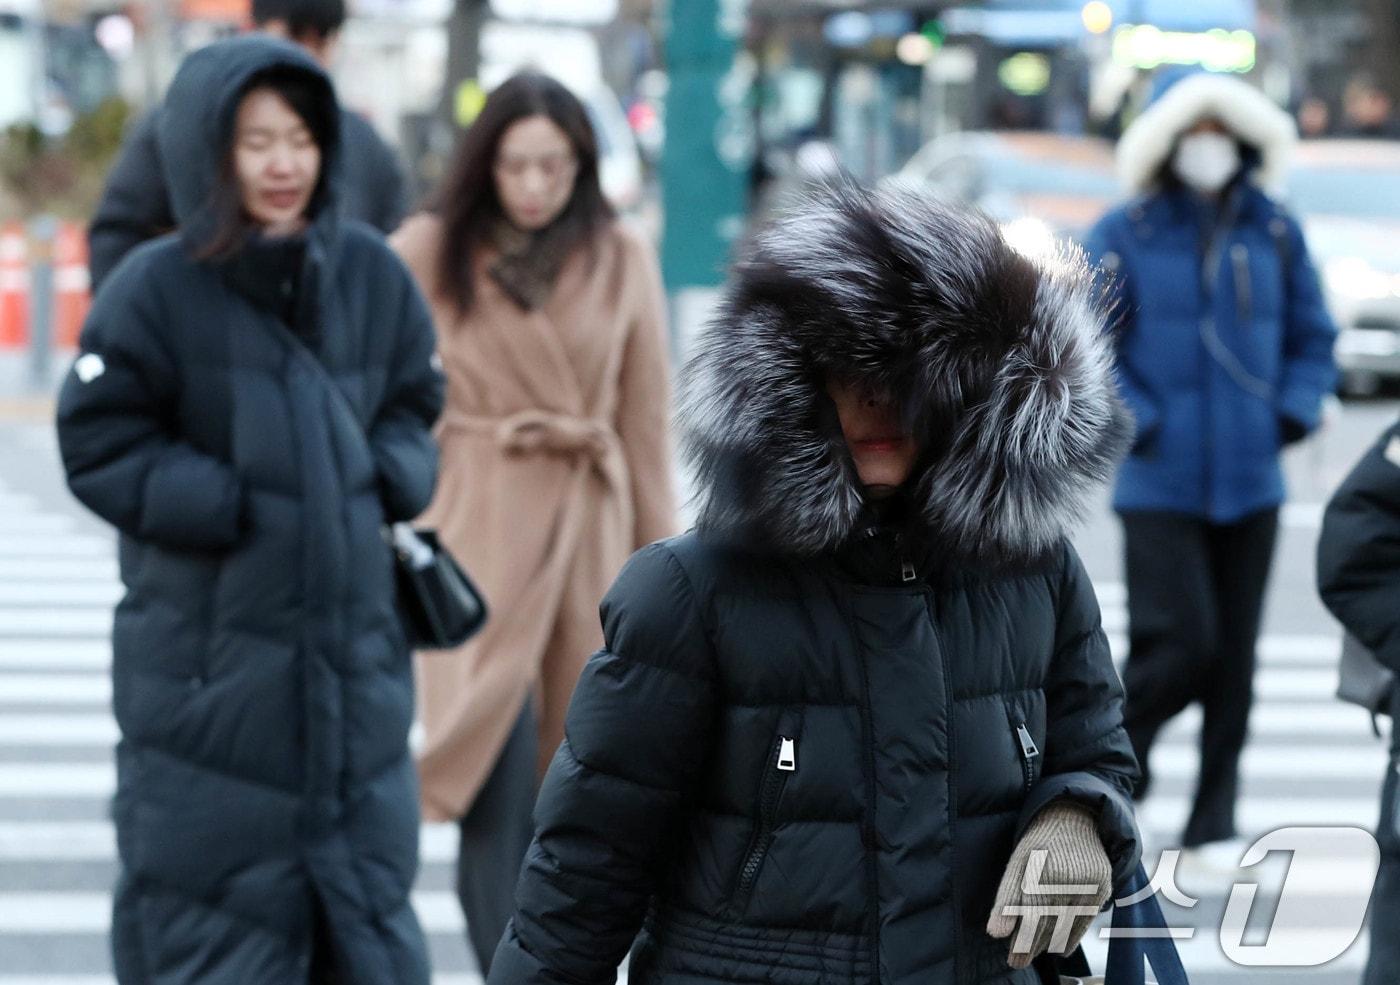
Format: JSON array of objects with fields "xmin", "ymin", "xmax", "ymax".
[
  {"xmin": 389, "ymin": 523, "xmax": 488, "ymax": 649},
  {"xmin": 1337, "ymin": 632, "xmax": 1394, "ymax": 737}
]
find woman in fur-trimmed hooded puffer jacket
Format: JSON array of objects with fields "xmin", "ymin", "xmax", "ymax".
[{"xmin": 485, "ymin": 182, "xmax": 1143, "ymax": 985}]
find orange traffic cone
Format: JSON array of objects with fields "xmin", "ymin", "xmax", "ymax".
[
  {"xmin": 54, "ymin": 222, "xmax": 90, "ymax": 350},
  {"xmin": 0, "ymin": 224, "xmax": 29, "ymax": 348}
]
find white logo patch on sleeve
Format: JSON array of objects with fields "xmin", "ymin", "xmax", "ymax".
[
  {"xmin": 1385, "ymin": 435, "xmax": 1400, "ymax": 469},
  {"xmin": 74, "ymin": 353, "xmax": 106, "ymax": 384}
]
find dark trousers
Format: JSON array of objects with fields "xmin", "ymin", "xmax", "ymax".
[
  {"xmin": 1363, "ymin": 756, "xmax": 1400, "ymax": 985},
  {"xmin": 1119, "ymin": 508, "xmax": 1279, "ymax": 847},
  {"xmin": 457, "ymin": 699, "xmax": 538, "ymax": 977}
]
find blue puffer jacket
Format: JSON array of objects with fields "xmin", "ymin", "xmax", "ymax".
[{"xmin": 1086, "ymin": 183, "xmax": 1337, "ymax": 522}]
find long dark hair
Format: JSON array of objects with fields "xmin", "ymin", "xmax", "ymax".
[
  {"xmin": 195, "ymin": 66, "xmax": 337, "ymax": 261},
  {"xmin": 433, "ymin": 72, "xmax": 614, "ymax": 314}
]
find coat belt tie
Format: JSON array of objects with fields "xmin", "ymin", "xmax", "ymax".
[{"xmin": 441, "ymin": 408, "xmax": 627, "ymax": 493}]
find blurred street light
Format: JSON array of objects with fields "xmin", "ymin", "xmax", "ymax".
[
  {"xmin": 1081, "ymin": 1, "xmax": 1113, "ymax": 35},
  {"xmin": 94, "ymin": 15, "xmax": 135, "ymax": 60},
  {"xmin": 1111, "ymin": 24, "xmax": 1256, "ymax": 74},
  {"xmin": 896, "ymin": 31, "xmax": 935, "ymax": 67}
]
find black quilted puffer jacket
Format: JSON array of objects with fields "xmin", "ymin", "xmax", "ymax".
[
  {"xmin": 487, "ymin": 183, "xmax": 1142, "ymax": 985},
  {"xmin": 55, "ymin": 37, "xmax": 441, "ymax": 985}
]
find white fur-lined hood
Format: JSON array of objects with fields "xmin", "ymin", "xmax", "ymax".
[
  {"xmin": 677, "ymin": 181, "xmax": 1131, "ymax": 565},
  {"xmin": 1117, "ymin": 72, "xmax": 1297, "ymax": 196}
]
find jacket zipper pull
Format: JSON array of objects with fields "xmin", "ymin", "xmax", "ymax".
[
  {"xmin": 1231, "ymin": 243, "xmax": 1251, "ymax": 325},
  {"xmin": 900, "ymin": 559, "xmax": 916, "ymax": 583},
  {"xmin": 777, "ymin": 737, "xmax": 797, "ymax": 772},
  {"xmin": 1016, "ymin": 724, "xmax": 1039, "ymax": 760}
]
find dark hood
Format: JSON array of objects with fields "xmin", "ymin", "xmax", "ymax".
[
  {"xmin": 678, "ymin": 180, "xmax": 1131, "ymax": 566},
  {"xmin": 157, "ymin": 36, "xmax": 342, "ymax": 254}
]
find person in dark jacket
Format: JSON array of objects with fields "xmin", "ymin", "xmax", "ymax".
[
  {"xmin": 87, "ymin": 0, "xmax": 408, "ymax": 291},
  {"xmin": 483, "ymin": 182, "xmax": 1143, "ymax": 985},
  {"xmin": 1317, "ymin": 415, "xmax": 1400, "ymax": 985},
  {"xmin": 1085, "ymin": 72, "xmax": 1338, "ymax": 849},
  {"xmin": 55, "ymin": 36, "xmax": 441, "ymax": 984}
]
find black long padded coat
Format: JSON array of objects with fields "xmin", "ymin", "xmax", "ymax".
[
  {"xmin": 1317, "ymin": 415, "xmax": 1400, "ymax": 983},
  {"xmin": 486, "ymin": 185, "xmax": 1143, "ymax": 985},
  {"xmin": 1318, "ymin": 414, "xmax": 1400, "ymax": 737},
  {"xmin": 55, "ymin": 38, "xmax": 441, "ymax": 984}
]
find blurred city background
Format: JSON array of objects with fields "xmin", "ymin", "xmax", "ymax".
[{"xmin": 2, "ymin": 0, "xmax": 1400, "ymax": 983}]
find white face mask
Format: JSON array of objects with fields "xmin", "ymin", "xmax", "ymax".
[{"xmin": 1171, "ymin": 132, "xmax": 1241, "ymax": 193}]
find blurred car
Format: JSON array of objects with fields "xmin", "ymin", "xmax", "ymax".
[
  {"xmin": 889, "ymin": 131, "xmax": 1119, "ymax": 253},
  {"xmin": 1287, "ymin": 140, "xmax": 1400, "ymax": 396}
]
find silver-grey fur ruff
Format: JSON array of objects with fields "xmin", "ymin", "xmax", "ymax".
[{"xmin": 677, "ymin": 180, "xmax": 1131, "ymax": 564}]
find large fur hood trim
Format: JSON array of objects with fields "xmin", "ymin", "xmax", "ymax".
[
  {"xmin": 678, "ymin": 181, "xmax": 1131, "ymax": 564},
  {"xmin": 1117, "ymin": 72, "xmax": 1296, "ymax": 196}
]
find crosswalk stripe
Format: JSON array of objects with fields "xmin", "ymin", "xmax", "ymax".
[
  {"xmin": 0, "ymin": 514, "xmax": 78, "ymax": 534},
  {"xmin": 0, "ymin": 560, "xmax": 118, "ymax": 581},
  {"xmin": 1093, "ymin": 582, "xmax": 1126, "ymax": 607},
  {"xmin": 1106, "ymin": 632, "xmax": 1346, "ymax": 667},
  {"xmin": 0, "ymin": 890, "xmax": 469, "ymax": 934},
  {"xmin": 0, "ymin": 820, "xmax": 461, "ymax": 863},
  {"xmin": 0, "ymin": 629, "xmax": 1347, "ymax": 672},
  {"xmin": 0, "ymin": 751, "xmax": 1376, "ymax": 801},
  {"xmin": 0, "ymin": 820, "xmax": 1380, "ymax": 900},
  {"xmin": 0, "ymin": 757, "xmax": 1380, "ymax": 830},
  {"xmin": 0, "ymin": 492, "xmax": 40, "ymax": 511},
  {"xmin": 0, "ymin": 641, "xmax": 110, "ymax": 670},
  {"xmin": 0, "ymin": 820, "xmax": 113, "ymax": 858},
  {"xmin": 0, "ymin": 978, "xmax": 484, "ymax": 985},
  {"xmin": 0, "ymin": 584, "xmax": 122, "ymax": 606},
  {"xmin": 1246, "ymin": 669, "xmax": 1338, "ymax": 700},
  {"xmin": 0, "ymin": 713, "xmax": 117, "ymax": 744},
  {"xmin": 1164, "ymin": 703, "xmax": 1379, "ymax": 737},
  {"xmin": 1136, "ymin": 796, "xmax": 1378, "ymax": 832},
  {"xmin": 1078, "ymin": 928, "xmax": 1367, "ymax": 973},
  {"xmin": 0, "ymin": 674, "xmax": 110, "ymax": 703},
  {"xmin": 0, "ymin": 665, "xmax": 1342, "ymax": 708},
  {"xmin": 1283, "ymin": 501, "xmax": 1326, "ymax": 530},
  {"xmin": 0, "ymin": 536, "xmax": 112, "ymax": 558},
  {"xmin": 0, "ymin": 664, "xmax": 1346, "ymax": 712},
  {"xmin": 0, "ymin": 764, "xmax": 113, "ymax": 795},
  {"xmin": 0, "ymin": 707, "xmax": 1373, "ymax": 756},
  {"xmin": 1148, "ymin": 744, "xmax": 1387, "ymax": 779},
  {"xmin": 0, "ymin": 610, "xmax": 112, "ymax": 636}
]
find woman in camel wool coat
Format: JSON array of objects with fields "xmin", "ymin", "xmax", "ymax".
[{"xmin": 391, "ymin": 72, "xmax": 676, "ymax": 972}]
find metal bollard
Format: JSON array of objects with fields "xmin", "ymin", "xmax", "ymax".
[{"xmin": 26, "ymin": 214, "xmax": 56, "ymax": 392}]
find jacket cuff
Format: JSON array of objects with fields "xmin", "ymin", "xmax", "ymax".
[
  {"xmin": 1015, "ymin": 772, "xmax": 1142, "ymax": 893},
  {"xmin": 1276, "ymin": 383, "xmax": 1322, "ymax": 437},
  {"xmin": 485, "ymin": 923, "xmax": 573, "ymax": 985}
]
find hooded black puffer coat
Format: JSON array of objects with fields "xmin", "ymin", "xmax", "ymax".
[
  {"xmin": 1318, "ymin": 415, "xmax": 1400, "ymax": 738},
  {"xmin": 487, "ymin": 184, "xmax": 1141, "ymax": 985},
  {"xmin": 55, "ymin": 38, "xmax": 441, "ymax": 984}
]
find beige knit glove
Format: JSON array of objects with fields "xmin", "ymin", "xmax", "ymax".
[{"xmin": 986, "ymin": 801, "xmax": 1113, "ymax": 970}]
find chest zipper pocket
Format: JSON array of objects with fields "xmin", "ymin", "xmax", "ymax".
[
  {"xmin": 734, "ymin": 708, "xmax": 803, "ymax": 908},
  {"xmin": 1012, "ymin": 718, "xmax": 1040, "ymax": 795}
]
